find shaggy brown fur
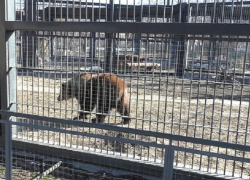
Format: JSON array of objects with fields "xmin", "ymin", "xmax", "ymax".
[{"xmin": 57, "ymin": 73, "xmax": 131, "ymax": 124}]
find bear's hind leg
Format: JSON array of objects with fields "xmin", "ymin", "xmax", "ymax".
[
  {"xmin": 92, "ymin": 103, "xmax": 111, "ymax": 123},
  {"xmin": 74, "ymin": 100, "xmax": 95, "ymax": 120},
  {"xmin": 119, "ymin": 102, "xmax": 131, "ymax": 125}
]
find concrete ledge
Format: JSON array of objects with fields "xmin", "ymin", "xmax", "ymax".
[{"xmin": 11, "ymin": 139, "xmax": 164, "ymax": 178}]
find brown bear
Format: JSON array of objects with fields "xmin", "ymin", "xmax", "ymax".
[{"xmin": 57, "ymin": 73, "xmax": 131, "ymax": 124}]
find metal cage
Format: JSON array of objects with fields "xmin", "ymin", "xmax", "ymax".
[{"xmin": 1, "ymin": 0, "xmax": 250, "ymax": 179}]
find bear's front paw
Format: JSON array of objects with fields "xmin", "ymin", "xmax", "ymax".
[
  {"xmin": 73, "ymin": 116, "xmax": 85, "ymax": 121},
  {"xmin": 91, "ymin": 118, "xmax": 104, "ymax": 124},
  {"xmin": 73, "ymin": 116, "xmax": 80, "ymax": 120},
  {"xmin": 91, "ymin": 118, "xmax": 97, "ymax": 123},
  {"xmin": 122, "ymin": 118, "xmax": 131, "ymax": 125}
]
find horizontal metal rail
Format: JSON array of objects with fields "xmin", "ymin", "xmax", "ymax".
[
  {"xmin": 5, "ymin": 21, "xmax": 250, "ymax": 36},
  {"xmin": 36, "ymin": 0, "xmax": 250, "ymax": 7},
  {"xmin": 12, "ymin": 104, "xmax": 250, "ymax": 135},
  {"xmin": 8, "ymin": 120, "xmax": 250, "ymax": 164},
  {"xmin": 1, "ymin": 110, "xmax": 250, "ymax": 152}
]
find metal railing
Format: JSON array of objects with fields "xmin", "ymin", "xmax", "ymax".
[{"xmin": 2, "ymin": 110, "xmax": 250, "ymax": 179}]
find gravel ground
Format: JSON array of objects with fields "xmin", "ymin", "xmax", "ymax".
[{"xmin": 15, "ymin": 75, "xmax": 250, "ymax": 178}]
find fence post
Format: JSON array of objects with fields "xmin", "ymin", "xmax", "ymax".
[
  {"xmin": 7, "ymin": 0, "xmax": 17, "ymax": 135},
  {"xmin": 162, "ymin": 146, "xmax": 174, "ymax": 180},
  {"xmin": 105, "ymin": 0, "xmax": 114, "ymax": 73},
  {"xmin": 23, "ymin": 0, "xmax": 37, "ymax": 67},
  {"xmin": 0, "ymin": 0, "xmax": 6, "ymax": 139},
  {"xmin": 174, "ymin": 3, "xmax": 188, "ymax": 77},
  {"xmin": 5, "ymin": 118, "xmax": 12, "ymax": 180}
]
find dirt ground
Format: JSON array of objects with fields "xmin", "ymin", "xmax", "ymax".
[{"xmin": 15, "ymin": 74, "xmax": 250, "ymax": 178}]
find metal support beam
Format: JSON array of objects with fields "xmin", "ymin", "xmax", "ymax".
[
  {"xmin": 0, "ymin": 0, "xmax": 15, "ymax": 178},
  {"xmin": 173, "ymin": 4, "xmax": 188, "ymax": 77},
  {"xmin": 89, "ymin": 32, "xmax": 96, "ymax": 58},
  {"xmin": 0, "ymin": 0, "xmax": 7, "ymax": 137},
  {"xmin": 5, "ymin": 21, "xmax": 250, "ymax": 36},
  {"xmin": 5, "ymin": 120, "xmax": 12, "ymax": 180},
  {"xmin": 162, "ymin": 146, "xmax": 174, "ymax": 180},
  {"xmin": 6, "ymin": 0, "xmax": 17, "ymax": 135},
  {"xmin": 208, "ymin": 15, "xmax": 219, "ymax": 69},
  {"xmin": 23, "ymin": 0, "xmax": 37, "ymax": 67},
  {"xmin": 105, "ymin": 0, "xmax": 114, "ymax": 73},
  {"xmin": 134, "ymin": 16, "xmax": 142, "ymax": 56}
]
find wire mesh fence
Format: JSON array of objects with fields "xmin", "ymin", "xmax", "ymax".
[
  {"xmin": 1, "ymin": 116, "xmax": 174, "ymax": 180},
  {"xmin": 15, "ymin": 0, "xmax": 250, "ymax": 23},
  {"xmin": 1, "ymin": 0, "xmax": 250, "ymax": 179},
  {"xmin": 14, "ymin": 31, "xmax": 250, "ymax": 179},
  {"xmin": 2, "ymin": 111, "xmax": 250, "ymax": 180}
]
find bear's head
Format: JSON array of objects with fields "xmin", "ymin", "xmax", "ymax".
[{"xmin": 57, "ymin": 81, "xmax": 73, "ymax": 101}]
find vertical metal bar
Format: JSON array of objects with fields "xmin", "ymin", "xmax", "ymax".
[
  {"xmin": 156, "ymin": 33, "xmax": 164, "ymax": 162},
  {"xmin": 60, "ymin": 0, "xmax": 62, "ymax": 21},
  {"xmin": 162, "ymin": 145, "xmax": 174, "ymax": 180},
  {"xmin": 151, "ymin": 34, "xmax": 157, "ymax": 161},
  {"xmin": 79, "ymin": 0, "xmax": 82, "ymax": 22},
  {"xmin": 176, "ymin": 4, "xmax": 187, "ymax": 77},
  {"xmin": 69, "ymin": 34, "xmax": 74, "ymax": 148},
  {"xmin": 159, "ymin": 33, "xmax": 164, "ymax": 164},
  {"xmin": 230, "ymin": 0, "xmax": 235, "ymax": 24},
  {"xmin": 203, "ymin": 0, "xmax": 207, "ymax": 22},
  {"xmin": 6, "ymin": 0, "xmax": 17, "ymax": 136},
  {"xmin": 170, "ymin": 0, "xmax": 174, "ymax": 21},
  {"xmin": 176, "ymin": 34, "xmax": 187, "ymax": 166},
  {"xmin": 207, "ymin": 34, "xmax": 219, "ymax": 173},
  {"xmin": 59, "ymin": 32, "xmax": 63, "ymax": 146},
  {"xmin": 192, "ymin": 35, "xmax": 204, "ymax": 169},
  {"xmin": 178, "ymin": 0, "xmax": 182, "ymax": 23},
  {"xmin": 5, "ymin": 119, "xmax": 12, "ymax": 180},
  {"xmin": 66, "ymin": 0, "xmax": 69, "ymax": 21},
  {"xmin": 141, "ymin": 66, "xmax": 147, "ymax": 159},
  {"xmin": 242, "ymin": 41, "xmax": 250, "ymax": 178},
  {"xmin": 42, "ymin": 31, "xmax": 45, "ymax": 143},
  {"xmin": 224, "ymin": 36, "xmax": 238, "ymax": 176},
  {"xmin": 114, "ymin": 36, "xmax": 119, "ymax": 125},
  {"xmin": 21, "ymin": 33, "xmax": 25, "ymax": 139},
  {"xmin": 194, "ymin": 0, "xmax": 198, "ymax": 23},
  {"xmin": 76, "ymin": 32, "xmax": 81, "ymax": 149},
  {"xmin": 32, "ymin": 52, "xmax": 34, "ymax": 142},
  {"xmin": 1, "ymin": 1, "xmax": 16, "ymax": 157},
  {"xmin": 239, "ymin": 0, "xmax": 243, "ymax": 23},
  {"xmin": 126, "ymin": 0, "xmax": 128, "ymax": 22},
  {"xmin": 0, "ymin": 0, "xmax": 7, "ymax": 130},
  {"xmin": 221, "ymin": 0, "xmax": 225, "ymax": 23},
  {"xmin": 105, "ymin": 0, "xmax": 114, "ymax": 73},
  {"xmin": 48, "ymin": 33, "xmax": 52, "ymax": 144},
  {"xmin": 53, "ymin": 36, "xmax": 57, "ymax": 145},
  {"xmin": 215, "ymin": 38, "xmax": 224, "ymax": 173},
  {"xmin": 105, "ymin": 0, "xmax": 108, "ymax": 21},
  {"xmin": 65, "ymin": 32, "xmax": 69, "ymax": 147},
  {"xmin": 233, "ymin": 38, "xmax": 249, "ymax": 176},
  {"xmin": 183, "ymin": 35, "xmax": 195, "ymax": 167}
]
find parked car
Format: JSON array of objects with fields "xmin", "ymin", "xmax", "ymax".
[{"xmin": 193, "ymin": 62, "xmax": 208, "ymax": 70}]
